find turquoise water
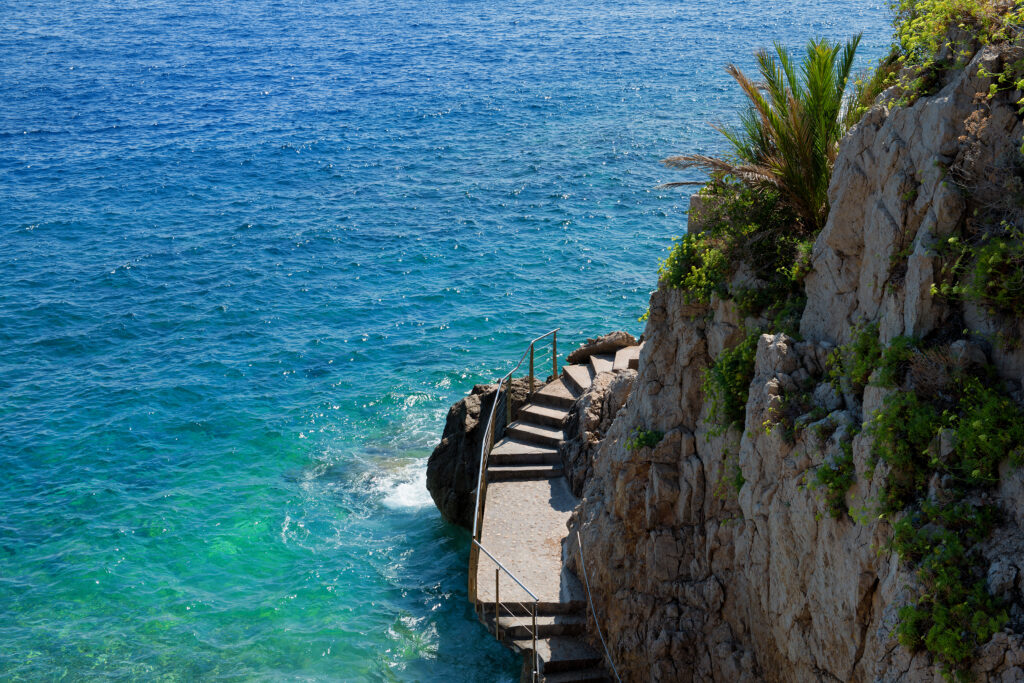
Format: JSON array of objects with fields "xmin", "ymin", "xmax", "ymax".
[{"xmin": 1, "ymin": 1, "xmax": 890, "ymax": 679}]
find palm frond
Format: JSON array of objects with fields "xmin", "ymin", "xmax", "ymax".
[{"xmin": 661, "ymin": 34, "xmax": 863, "ymax": 233}]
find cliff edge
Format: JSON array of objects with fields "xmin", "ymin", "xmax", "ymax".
[{"xmin": 565, "ymin": 38, "xmax": 1024, "ymax": 682}]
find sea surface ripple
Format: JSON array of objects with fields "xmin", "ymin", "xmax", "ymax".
[{"xmin": 1, "ymin": 0, "xmax": 889, "ymax": 679}]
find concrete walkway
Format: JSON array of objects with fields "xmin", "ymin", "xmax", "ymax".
[{"xmin": 470, "ymin": 345, "xmax": 641, "ymax": 681}]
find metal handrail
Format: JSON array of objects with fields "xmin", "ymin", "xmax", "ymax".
[
  {"xmin": 470, "ymin": 328, "xmax": 559, "ymax": 541},
  {"xmin": 575, "ymin": 529, "xmax": 622, "ymax": 683},
  {"xmin": 475, "ymin": 540, "xmax": 544, "ymax": 683},
  {"xmin": 472, "ymin": 539, "xmax": 539, "ymax": 601},
  {"xmin": 467, "ymin": 329, "xmax": 559, "ymax": 683}
]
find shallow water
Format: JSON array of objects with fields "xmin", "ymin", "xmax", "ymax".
[{"xmin": 1, "ymin": 0, "xmax": 889, "ymax": 679}]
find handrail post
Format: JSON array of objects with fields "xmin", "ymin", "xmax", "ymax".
[
  {"xmin": 552, "ymin": 330, "xmax": 557, "ymax": 380},
  {"xmin": 504, "ymin": 378, "xmax": 511, "ymax": 429},
  {"xmin": 532, "ymin": 601, "xmax": 538, "ymax": 682},
  {"xmin": 494, "ymin": 567, "xmax": 501, "ymax": 639},
  {"xmin": 528, "ymin": 344, "xmax": 535, "ymax": 397}
]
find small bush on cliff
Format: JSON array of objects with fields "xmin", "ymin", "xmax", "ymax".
[
  {"xmin": 890, "ymin": 501, "xmax": 1007, "ymax": 680},
  {"xmin": 827, "ymin": 323, "xmax": 883, "ymax": 393},
  {"xmin": 659, "ymin": 176, "xmax": 809, "ymax": 325},
  {"xmin": 892, "ymin": 0, "xmax": 1023, "ymax": 68},
  {"xmin": 662, "ymin": 36, "xmax": 862, "ymax": 233},
  {"xmin": 814, "ymin": 428, "xmax": 858, "ymax": 519},
  {"xmin": 625, "ymin": 428, "xmax": 664, "ymax": 453},
  {"xmin": 704, "ymin": 330, "xmax": 760, "ymax": 434}
]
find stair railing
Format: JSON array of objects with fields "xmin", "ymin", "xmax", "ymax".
[
  {"xmin": 575, "ymin": 529, "xmax": 622, "ymax": 682},
  {"xmin": 474, "ymin": 541, "xmax": 541, "ymax": 682},
  {"xmin": 466, "ymin": 328, "xmax": 559, "ymax": 683}
]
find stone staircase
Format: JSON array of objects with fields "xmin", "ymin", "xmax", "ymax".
[{"xmin": 473, "ymin": 343, "xmax": 640, "ymax": 682}]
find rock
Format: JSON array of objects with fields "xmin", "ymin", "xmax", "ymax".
[
  {"xmin": 560, "ymin": 369, "xmax": 637, "ymax": 496},
  {"xmin": 519, "ymin": 36, "xmax": 1024, "ymax": 683},
  {"xmin": 426, "ymin": 376, "xmax": 537, "ymax": 528},
  {"xmin": 987, "ymin": 560, "xmax": 1018, "ymax": 599},
  {"xmin": 687, "ymin": 192, "xmax": 721, "ymax": 235},
  {"xmin": 813, "ymin": 382, "xmax": 843, "ymax": 412},
  {"xmin": 566, "ymin": 330, "xmax": 638, "ymax": 364}
]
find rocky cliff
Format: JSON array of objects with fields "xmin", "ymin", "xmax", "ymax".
[{"xmin": 563, "ymin": 41, "xmax": 1024, "ymax": 682}]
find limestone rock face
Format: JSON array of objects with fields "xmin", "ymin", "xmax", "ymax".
[
  {"xmin": 566, "ymin": 330, "xmax": 638, "ymax": 364},
  {"xmin": 426, "ymin": 377, "xmax": 536, "ymax": 528},
  {"xmin": 565, "ymin": 43, "xmax": 1024, "ymax": 683},
  {"xmin": 560, "ymin": 368, "xmax": 637, "ymax": 496}
]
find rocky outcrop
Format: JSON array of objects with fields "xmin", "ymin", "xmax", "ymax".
[
  {"xmin": 560, "ymin": 368, "xmax": 637, "ymax": 496},
  {"xmin": 564, "ymin": 41, "xmax": 1024, "ymax": 683},
  {"xmin": 427, "ymin": 377, "xmax": 537, "ymax": 528},
  {"xmin": 566, "ymin": 331, "xmax": 638, "ymax": 364}
]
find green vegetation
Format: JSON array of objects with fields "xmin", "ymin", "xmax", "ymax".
[
  {"xmin": 820, "ymin": 324, "xmax": 1024, "ymax": 678},
  {"xmin": 892, "ymin": 0, "xmax": 1023, "ymax": 67},
  {"xmin": 703, "ymin": 330, "xmax": 760, "ymax": 434},
  {"xmin": 658, "ymin": 177, "xmax": 806, "ymax": 321},
  {"xmin": 932, "ymin": 226, "xmax": 1024, "ymax": 319},
  {"xmin": 890, "ymin": 501, "xmax": 1006, "ymax": 680},
  {"xmin": 869, "ymin": 373, "xmax": 1024, "ymax": 513},
  {"xmin": 814, "ymin": 428, "xmax": 858, "ymax": 519},
  {"xmin": 625, "ymin": 428, "xmax": 664, "ymax": 453},
  {"xmin": 663, "ymin": 36, "xmax": 862, "ymax": 233},
  {"xmin": 963, "ymin": 230, "xmax": 1024, "ymax": 315},
  {"xmin": 827, "ymin": 323, "xmax": 883, "ymax": 393}
]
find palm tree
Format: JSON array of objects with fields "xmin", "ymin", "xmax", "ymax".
[{"xmin": 663, "ymin": 35, "xmax": 862, "ymax": 234}]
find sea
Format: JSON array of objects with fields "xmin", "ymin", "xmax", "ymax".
[{"xmin": 1, "ymin": 1, "xmax": 890, "ymax": 679}]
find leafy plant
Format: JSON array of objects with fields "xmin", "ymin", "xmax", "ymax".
[
  {"xmin": 827, "ymin": 323, "xmax": 883, "ymax": 393},
  {"xmin": 890, "ymin": 500, "xmax": 1007, "ymax": 680},
  {"xmin": 963, "ymin": 230, "xmax": 1024, "ymax": 315},
  {"xmin": 704, "ymin": 331, "xmax": 760, "ymax": 433},
  {"xmin": 625, "ymin": 428, "xmax": 664, "ymax": 453},
  {"xmin": 662, "ymin": 36, "xmax": 862, "ymax": 233},
  {"xmin": 814, "ymin": 428, "xmax": 858, "ymax": 519},
  {"xmin": 659, "ymin": 177, "xmax": 809, "ymax": 326}
]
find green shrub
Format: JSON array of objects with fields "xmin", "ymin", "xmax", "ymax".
[
  {"xmin": 814, "ymin": 431, "xmax": 857, "ymax": 519},
  {"xmin": 962, "ymin": 232, "xmax": 1024, "ymax": 316},
  {"xmin": 625, "ymin": 428, "xmax": 664, "ymax": 453},
  {"xmin": 704, "ymin": 331, "xmax": 760, "ymax": 433},
  {"xmin": 868, "ymin": 390, "xmax": 944, "ymax": 514},
  {"xmin": 658, "ymin": 232, "xmax": 729, "ymax": 304},
  {"xmin": 827, "ymin": 323, "xmax": 883, "ymax": 393},
  {"xmin": 660, "ymin": 177, "xmax": 809, "ymax": 325},
  {"xmin": 876, "ymin": 335, "xmax": 919, "ymax": 387},
  {"xmin": 892, "ymin": 0, "xmax": 1023, "ymax": 67},
  {"xmin": 663, "ymin": 36, "xmax": 862, "ymax": 233},
  {"xmin": 890, "ymin": 500, "xmax": 1007, "ymax": 680}
]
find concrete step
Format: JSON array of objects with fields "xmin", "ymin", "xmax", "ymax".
[
  {"xmin": 514, "ymin": 636, "xmax": 602, "ymax": 674},
  {"xmin": 562, "ymin": 365, "xmax": 594, "ymax": 394},
  {"xmin": 543, "ymin": 668, "xmax": 612, "ymax": 683},
  {"xmin": 519, "ymin": 403, "xmax": 570, "ymax": 428},
  {"xmin": 506, "ymin": 421, "xmax": 565, "ymax": 447},
  {"xmin": 533, "ymin": 377, "xmax": 578, "ymax": 410},
  {"xmin": 588, "ymin": 354, "xmax": 615, "ymax": 376},
  {"xmin": 488, "ymin": 463, "xmax": 562, "ymax": 481},
  {"xmin": 490, "ymin": 438, "xmax": 560, "ymax": 466},
  {"xmin": 492, "ymin": 613, "xmax": 585, "ymax": 639},
  {"xmin": 613, "ymin": 345, "xmax": 640, "ymax": 371},
  {"xmin": 478, "ymin": 601, "xmax": 584, "ymax": 617}
]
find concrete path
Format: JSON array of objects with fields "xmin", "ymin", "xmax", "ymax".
[{"xmin": 469, "ymin": 344, "xmax": 642, "ymax": 681}]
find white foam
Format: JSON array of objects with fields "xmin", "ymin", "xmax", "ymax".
[{"xmin": 380, "ymin": 462, "xmax": 433, "ymax": 510}]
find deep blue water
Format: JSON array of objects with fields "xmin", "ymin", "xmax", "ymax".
[{"xmin": 1, "ymin": 1, "xmax": 890, "ymax": 679}]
